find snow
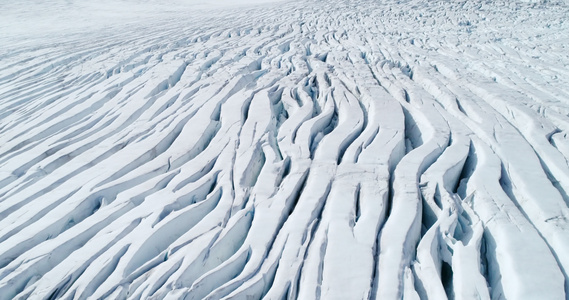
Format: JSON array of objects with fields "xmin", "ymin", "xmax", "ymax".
[
  {"xmin": 0, "ymin": 0, "xmax": 285, "ymax": 44},
  {"xmin": 1, "ymin": 0, "xmax": 569, "ymax": 299}
]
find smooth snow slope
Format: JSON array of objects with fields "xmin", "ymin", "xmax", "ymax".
[
  {"xmin": 1, "ymin": 0, "xmax": 569, "ymax": 299},
  {"xmin": 0, "ymin": 0, "xmax": 284, "ymax": 44}
]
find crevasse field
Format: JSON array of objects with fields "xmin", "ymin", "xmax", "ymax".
[{"xmin": 1, "ymin": 0, "xmax": 569, "ymax": 299}]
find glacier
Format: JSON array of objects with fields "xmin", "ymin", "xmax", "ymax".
[{"xmin": 1, "ymin": 0, "xmax": 569, "ymax": 299}]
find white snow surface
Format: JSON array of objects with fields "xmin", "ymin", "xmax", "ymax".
[{"xmin": 1, "ymin": 0, "xmax": 569, "ymax": 299}]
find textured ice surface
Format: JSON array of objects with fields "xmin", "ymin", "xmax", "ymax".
[{"xmin": 1, "ymin": 0, "xmax": 569, "ymax": 299}]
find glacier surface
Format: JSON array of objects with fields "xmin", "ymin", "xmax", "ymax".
[{"xmin": 1, "ymin": 0, "xmax": 569, "ymax": 299}]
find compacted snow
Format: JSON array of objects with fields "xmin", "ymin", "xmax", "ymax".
[{"xmin": 1, "ymin": 0, "xmax": 569, "ymax": 299}]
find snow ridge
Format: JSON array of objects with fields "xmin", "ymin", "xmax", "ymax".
[{"xmin": 1, "ymin": 0, "xmax": 569, "ymax": 299}]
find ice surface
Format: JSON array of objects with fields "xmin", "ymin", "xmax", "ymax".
[{"xmin": 1, "ymin": 0, "xmax": 569, "ymax": 299}]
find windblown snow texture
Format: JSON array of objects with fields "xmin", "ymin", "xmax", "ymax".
[{"xmin": 1, "ymin": 0, "xmax": 569, "ymax": 299}]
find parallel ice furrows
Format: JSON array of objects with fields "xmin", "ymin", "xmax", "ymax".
[
  {"xmin": 458, "ymin": 138, "xmax": 566, "ymax": 300},
  {"xmin": 1, "ymin": 0, "xmax": 569, "ymax": 299},
  {"xmin": 412, "ymin": 60, "xmax": 569, "ymax": 297},
  {"xmin": 420, "ymin": 58, "xmax": 569, "ymax": 289},
  {"xmin": 374, "ymin": 62, "xmax": 451, "ymax": 299}
]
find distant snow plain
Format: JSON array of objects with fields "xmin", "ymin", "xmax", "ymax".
[{"xmin": 1, "ymin": 0, "xmax": 569, "ymax": 299}]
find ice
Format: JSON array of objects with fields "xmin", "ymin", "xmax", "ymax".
[{"xmin": 1, "ymin": 0, "xmax": 569, "ymax": 299}]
